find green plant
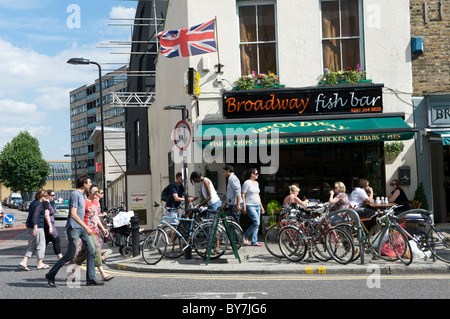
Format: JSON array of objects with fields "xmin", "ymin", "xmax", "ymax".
[
  {"xmin": 384, "ymin": 141, "xmax": 404, "ymax": 158},
  {"xmin": 320, "ymin": 64, "xmax": 367, "ymax": 85},
  {"xmin": 235, "ymin": 74, "xmax": 255, "ymax": 90},
  {"xmin": 235, "ymin": 71, "xmax": 280, "ymax": 90},
  {"xmin": 413, "ymin": 182, "xmax": 429, "ymax": 210},
  {"xmin": 266, "ymin": 199, "xmax": 282, "ymax": 215},
  {"xmin": 266, "ymin": 199, "xmax": 281, "ymax": 225}
]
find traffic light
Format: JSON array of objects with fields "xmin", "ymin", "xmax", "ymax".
[{"xmin": 186, "ymin": 67, "xmax": 200, "ymax": 96}]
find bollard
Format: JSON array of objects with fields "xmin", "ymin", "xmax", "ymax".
[{"xmin": 130, "ymin": 216, "xmax": 140, "ymax": 257}]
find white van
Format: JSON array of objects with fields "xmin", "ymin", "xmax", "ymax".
[{"xmin": 9, "ymin": 193, "xmax": 22, "ymax": 208}]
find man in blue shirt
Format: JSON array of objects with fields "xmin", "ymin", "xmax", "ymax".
[
  {"xmin": 165, "ymin": 172, "xmax": 194, "ymax": 224},
  {"xmin": 45, "ymin": 174, "xmax": 103, "ymax": 287}
]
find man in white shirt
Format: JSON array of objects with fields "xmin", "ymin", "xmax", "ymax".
[
  {"xmin": 221, "ymin": 165, "xmax": 241, "ymax": 223},
  {"xmin": 349, "ymin": 178, "xmax": 375, "ymax": 228}
]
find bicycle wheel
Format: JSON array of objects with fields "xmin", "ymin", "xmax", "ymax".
[
  {"xmin": 389, "ymin": 225, "xmax": 413, "ymax": 266},
  {"xmin": 335, "ymin": 224, "xmax": 361, "ymax": 262},
  {"xmin": 225, "ymin": 221, "xmax": 243, "ymax": 250},
  {"xmin": 427, "ymin": 222, "xmax": 450, "ymax": 263},
  {"xmin": 192, "ymin": 223, "xmax": 228, "ymax": 259},
  {"xmin": 325, "ymin": 226, "xmax": 355, "ymax": 264},
  {"xmin": 161, "ymin": 225, "xmax": 186, "ymax": 258},
  {"xmin": 279, "ymin": 226, "xmax": 307, "ymax": 262},
  {"xmin": 264, "ymin": 224, "xmax": 285, "ymax": 258},
  {"xmin": 141, "ymin": 228, "xmax": 167, "ymax": 265},
  {"xmin": 368, "ymin": 224, "xmax": 395, "ymax": 261},
  {"xmin": 310, "ymin": 225, "xmax": 332, "ymax": 262}
]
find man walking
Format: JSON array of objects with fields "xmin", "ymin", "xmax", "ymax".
[
  {"xmin": 45, "ymin": 174, "xmax": 104, "ymax": 287},
  {"xmin": 221, "ymin": 165, "xmax": 242, "ymax": 223}
]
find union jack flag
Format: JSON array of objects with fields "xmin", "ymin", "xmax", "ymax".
[{"xmin": 157, "ymin": 19, "xmax": 216, "ymax": 58}]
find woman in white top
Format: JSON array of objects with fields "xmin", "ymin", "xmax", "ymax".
[
  {"xmin": 190, "ymin": 171, "xmax": 221, "ymax": 216},
  {"xmin": 241, "ymin": 168, "xmax": 265, "ymax": 246}
]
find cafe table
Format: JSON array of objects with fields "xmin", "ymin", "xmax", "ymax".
[{"xmin": 366, "ymin": 202, "xmax": 395, "ymax": 211}]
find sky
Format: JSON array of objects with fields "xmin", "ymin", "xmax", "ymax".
[{"xmin": 0, "ymin": 0, "xmax": 137, "ymax": 160}]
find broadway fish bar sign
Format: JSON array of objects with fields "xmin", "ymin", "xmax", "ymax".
[{"xmin": 223, "ymin": 84, "xmax": 383, "ymax": 118}]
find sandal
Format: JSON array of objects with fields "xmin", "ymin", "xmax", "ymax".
[
  {"xmin": 252, "ymin": 243, "xmax": 262, "ymax": 247},
  {"xmin": 102, "ymin": 275, "xmax": 114, "ymax": 281},
  {"xmin": 18, "ymin": 264, "xmax": 30, "ymax": 271},
  {"xmin": 37, "ymin": 264, "xmax": 50, "ymax": 270}
]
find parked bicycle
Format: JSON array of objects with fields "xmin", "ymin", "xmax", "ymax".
[
  {"xmin": 278, "ymin": 204, "xmax": 355, "ymax": 264},
  {"xmin": 141, "ymin": 203, "xmax": 229, "ymax": 265},
  {"xmin": 335, "ymin": 204, "xmax": 413, "ymax": 265}
]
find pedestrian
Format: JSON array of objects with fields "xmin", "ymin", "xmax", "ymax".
[
  {"xmin": 44, "ymin": 190, "xmax": 62, "ymax": 260},
  {"xmin": 18, "ymin": 189, "xmax": 50, "ymax": 271},
  {"xmin": 96, "ymin": 187, "xmax": 107, "ymax": 255},
  {"xmin": 283, "ymin": 185, "xmax": 309, "ymax": 206},
  {"xmin": 71, "ymin": 185, "xmax": 113, "ymax": 282},
  {"xmin": 45, "ymin": 174, "xmax": 104, "ymax": 287},
  {"xmin": 221, "ymin": 165, "xmax": 242, "ymax": 223},
  {"xmin": 190, "ymin": 171, "xmax": 221, "ymax": 216},
  {"xmin": 241, "ymin": 168, "xmax": 265, "ymax": 246}
]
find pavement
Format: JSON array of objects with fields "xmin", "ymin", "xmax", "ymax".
[
  {"xmin": 103, "ymin": 241, "xmax": 450, "ymax": 276},
  {"xmin": 2, "ymin": 208, "xmax": 448, "ymax": 277}
]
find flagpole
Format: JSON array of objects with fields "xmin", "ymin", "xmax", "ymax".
[{"xmin": 214, "ymin": 16, "xmax": 223, "ymax": 74}]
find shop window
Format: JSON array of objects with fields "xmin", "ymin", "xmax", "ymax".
[
  {"xmin": 321, "ymin": 0, "xmax": 363, "ymax": 71},
  {"xmin": 238, "ymin": 2, "xmax": 277, "ymax": 75}
]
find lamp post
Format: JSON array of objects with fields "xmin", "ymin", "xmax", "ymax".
[
  {"xmin": 67, "ymin": 57, "xmax": 107, "ymax": 211},
  {"xmin": 64, "ymin": 154, "xmax": 76, "ymax": 188}
]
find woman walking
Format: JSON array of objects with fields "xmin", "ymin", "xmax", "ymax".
[
  {"xmin": 241, "ymin": 168, "xmax": 265, "ymax": 246},
  {"xmin": 19, "ymin": 189, "xmax": 50, "ymax": 271}
]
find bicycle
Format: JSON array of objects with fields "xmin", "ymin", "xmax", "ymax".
[
  {"xmin": 264, "ymin": 204, "xmax": 304, "ymax": 258},
  {"xmin": 335, "ymin": 205, "xmax": 413, "ymax": 265},
  {"xmin": 395, "ymin": 209, "xmax": 450, "ymax": 263},
  {"xmin": 141, "ymin": 204, "xmax": 229, "ymax": 264},
  {"xmin": 278, "ymin": 204, "xmax": 355, "ymax": 264}
]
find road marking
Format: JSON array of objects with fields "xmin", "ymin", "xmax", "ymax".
[{"xmin": 98, "ymin": 268, "xmax": 450, "ymax": 282}]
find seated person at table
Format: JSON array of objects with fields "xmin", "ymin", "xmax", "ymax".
[
  {"xmin": 349, "ymin": 179, "xmax": 375, "ymax": 229},
  {"xmin": 283, "ymin": 185, "xmax": 309, "ymax": 207},
  {"xmin": 387, "ymin": 179, "xmax": 410, "ymax": 213}
]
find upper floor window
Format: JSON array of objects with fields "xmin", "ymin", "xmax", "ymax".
[
  {"xmin": 321, "ymin": 0, "xmax": 363, "ymax": 72},
  {"xmin": 238, "ymin": 3, "xmax": 277, "ymax": 75}
]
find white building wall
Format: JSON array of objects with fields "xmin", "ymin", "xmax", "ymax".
[{"xmin": 148, "ymin": 0, "xmax": 417, "ymax": 207}]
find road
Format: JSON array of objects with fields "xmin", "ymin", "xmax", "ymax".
[{"xmin": 0, "ymin": 206, "xmax": 449, "ymax": 307}]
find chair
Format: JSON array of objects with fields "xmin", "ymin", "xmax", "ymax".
[{"xmin": 409, "ymin": 200, "xmax": 422, "ymax": 209}]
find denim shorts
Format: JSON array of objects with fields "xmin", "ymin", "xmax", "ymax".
[{"xmin": 165, "ymin": 208, "xmax": 179, "ymax": 225}]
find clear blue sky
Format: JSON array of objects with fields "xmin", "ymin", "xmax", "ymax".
[{"xmin": 0, "ymin": 0, "xmax": 137, "ymax": 159}]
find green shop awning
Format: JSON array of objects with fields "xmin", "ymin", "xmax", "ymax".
[
  {"xmin": 429, "ymin": 130, "xmax": 450, "ymax": 145},
  {"xmin": 195, "ymin": 116, "xmax": 415, "ymax": 148}
]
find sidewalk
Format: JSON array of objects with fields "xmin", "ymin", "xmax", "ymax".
[{"xmin": 104, "ymin": 244, "xmax": 450, "ymax": 276}]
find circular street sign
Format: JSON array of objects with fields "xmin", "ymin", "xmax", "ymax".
[{"xmin": 173, "ymin": 120, "xmax": 191, "ymax": 150}]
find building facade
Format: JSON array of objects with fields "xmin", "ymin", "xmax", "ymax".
[
  {"xmin": 411, "ymin": 0, "xmax": 450, "ymax": 222},
  {"xmin": 69, "ymin": 66, "xmax": 127, "ymax": 186},
  {"xmin": 144, "ymin": 0, "xmax": 418, "ymax": 227}
]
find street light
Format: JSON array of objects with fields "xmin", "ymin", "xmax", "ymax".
[
  {"xmin": 67, "ymin": 57, "xmax": 107, "ymax": 211},
  {"xmin": 64, "ymin": 154, "xmax": 76, "ymax": 188}
]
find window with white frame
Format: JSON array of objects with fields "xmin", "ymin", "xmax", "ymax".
[
  {"xmin": 321, "ymin": 0, "xmax": 363, "ymax": 72},
  {"xmin": 238, "ymin": 2, "xmax": 277, "ymax": 75}
]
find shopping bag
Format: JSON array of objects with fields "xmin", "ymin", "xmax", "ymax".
[{"xmin": 113, "ymin": 211, "xmax": 134, "ymax": 228}]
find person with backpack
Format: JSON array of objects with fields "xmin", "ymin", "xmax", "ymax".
[{"xmin": 163, "ymin": 172, "xmax": 194, "ymax": 225}]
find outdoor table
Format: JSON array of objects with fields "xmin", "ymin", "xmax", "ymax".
[{"xmin": 366, "ymin": 202, "xmax": 395, "ymax": 211}]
